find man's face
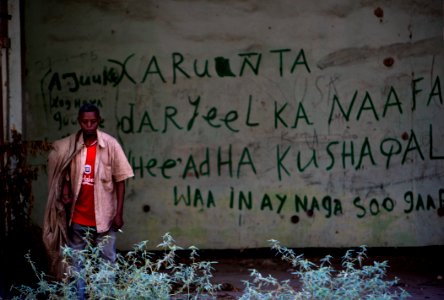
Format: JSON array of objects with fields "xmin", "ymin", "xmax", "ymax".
[{"xmin": 78, "ymin": 111, "xmax": 100, "ymax": 136}]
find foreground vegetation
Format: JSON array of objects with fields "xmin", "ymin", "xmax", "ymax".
[
  {"xmin": 242, "ymin": 240, "xmax": 410, "ymax": 299},
  {"xmin": 11, "ymin": 233, "xmax": 409, "ymax": 299}
]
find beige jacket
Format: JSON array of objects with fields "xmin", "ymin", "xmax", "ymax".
[
  {"xmin": 43, "ymin": 130, "xmax": 134, "ymax": 279},
  {"xmin": 43, "ymin": 131, "xmax": 82, "ymax": 279}
]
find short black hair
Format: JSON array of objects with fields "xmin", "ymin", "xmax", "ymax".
[{"xmin": 78, "ymin": 103, "xmax": 100, "ymax": 118}]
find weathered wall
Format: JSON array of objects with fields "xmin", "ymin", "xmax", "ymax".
[{"xmin": 25, "ymin": 0, "xmax": 444, "ymax": 249}]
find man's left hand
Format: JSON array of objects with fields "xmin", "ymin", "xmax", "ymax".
[{"xmin": 112, "ymin": 215, "xmax": 124, "ymax": 231}]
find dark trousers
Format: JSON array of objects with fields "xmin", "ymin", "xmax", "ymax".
[{"xmin": 68, "ymin": 223, "xmax": 116, "ymax": 299}]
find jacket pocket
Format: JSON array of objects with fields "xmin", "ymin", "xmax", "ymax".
[{"xmin": 101, "ymin": 165, "xmax": 114, "ymax": 192}]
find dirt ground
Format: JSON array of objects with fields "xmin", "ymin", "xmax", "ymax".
[{"xmin": 204, "ymin": 246, "xmax": 444, "ymax": 299}]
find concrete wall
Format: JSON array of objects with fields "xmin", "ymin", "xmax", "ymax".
[
  {"xmin": 2, "ymin": 0, "xmax": 23, "ymax": 138},
  {"xmin": 25, "ymin": 0, "xmax": 444, "ymax": 249}
]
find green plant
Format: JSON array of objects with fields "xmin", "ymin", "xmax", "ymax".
[
  {"xmin": 0, "ymin": 130, "xmax": 47, "ymax": 298},
  {"xmin": 11, "ymin": 235, "xmax": 412, "ymax": 299},
  {"xmin": 240, "ymin": 240, "xmax": 410, "ymax": 300},
  {"xmin": 0, "ymin": 129, "xmax": 39, "ymax": 240},
  {"xmin": 11, "ymin": 233, "xmax": 220, "ymax": 299}
]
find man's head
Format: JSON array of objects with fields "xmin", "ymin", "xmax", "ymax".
[{"xmin": 78, "ymin": 104, "xmax": 101, "ymax": 136}]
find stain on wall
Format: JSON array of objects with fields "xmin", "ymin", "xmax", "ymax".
[{"xmin": 24, "ymin": 0, "xmax": 444, "ymax": 249}]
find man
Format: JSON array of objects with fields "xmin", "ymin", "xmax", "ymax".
[{"xmin": 43, "ymin": 104, "xmax": 134, "ymax": 282}]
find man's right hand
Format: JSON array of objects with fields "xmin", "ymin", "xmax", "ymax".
[
  {"xmin": 61, "ymin": 194, "xmax": 73, "ymax": 204},
  {"xmin": 61, "ymin": 179, "xmax": 73, "ymax": 204}
]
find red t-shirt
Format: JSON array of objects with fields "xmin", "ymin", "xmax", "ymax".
[{"xmin": 72, "ymin": 143, "xmax": 97, "ymax": 226}]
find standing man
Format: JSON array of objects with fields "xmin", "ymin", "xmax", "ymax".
[{"xmin": 43, "ymin": 104, "xmax": 134, "ymax": 284}]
